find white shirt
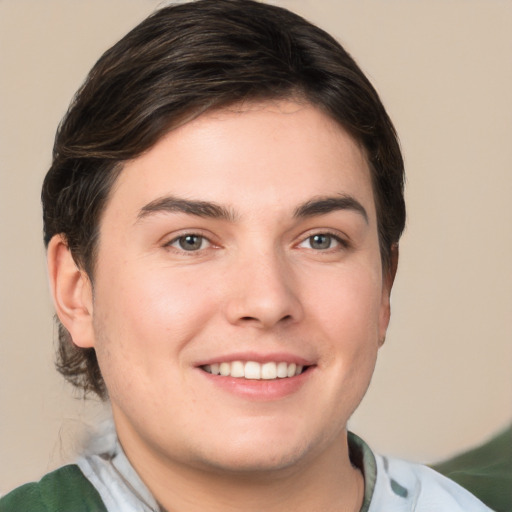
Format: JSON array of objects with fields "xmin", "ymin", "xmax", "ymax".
[{"xmin": 76, "ymin": 431, "xmax": 493, "ymax": 512}]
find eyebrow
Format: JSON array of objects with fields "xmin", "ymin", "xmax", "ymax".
[
  {"xmin": 137, "ymin": 196, "xmax": 237, "ymax": 222},
  {"xmin": 293, "ymin": 195, "xmax": 368, "ymax": 224},
  {"xmin": 137, "ymin": 194, "xmax": 368, "ymax": 224}
]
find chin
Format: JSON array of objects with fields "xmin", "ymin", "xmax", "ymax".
[
  {"xmin": 189, "ymin": 428, "xmax": 318, "ymax": 475},
  {"xmin": 197, "ymin": 446, "xmax": 307, "ymax": 475}
]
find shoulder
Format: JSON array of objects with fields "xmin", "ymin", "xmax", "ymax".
[
  {"xmin": 370, "ymin": 453, "xmax": 493, "ymax": 511},
  {"xmin": 0, "ymin": 464, "xmax": 107, "ymax": 512}
]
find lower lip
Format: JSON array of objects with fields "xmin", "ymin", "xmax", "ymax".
[{"xmin": 198, "ymin": 367, "xmax": 314, "ymax": 400}]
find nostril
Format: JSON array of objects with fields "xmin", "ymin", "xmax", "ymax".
[{"xmin": 240, "ymin": 314, "xmax": 292, "ymax": 323}]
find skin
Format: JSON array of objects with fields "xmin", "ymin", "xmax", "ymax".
[{"xmin": 48, "ymin": 100, "xmax": 395, "ymax": 511}]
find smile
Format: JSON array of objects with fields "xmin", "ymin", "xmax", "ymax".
[{"xmin": 201, "ymin": 361, "xmax": 306, "ymax": 380}]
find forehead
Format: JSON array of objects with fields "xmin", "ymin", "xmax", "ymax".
[{"xmin": 106, "ymin": 100, "xmax": 375, "ymax": 222}]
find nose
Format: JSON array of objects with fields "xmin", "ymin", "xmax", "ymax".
[{"xmin": 224, "ymin": 248, "xmax": 303, "ymax": 329}]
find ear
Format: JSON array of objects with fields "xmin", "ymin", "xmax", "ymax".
[
  {"xmin": 378, "ymin": 244, "xmax": 399, "ymax": 347},
  {"xmin": 47, "ymin": 235, "xmax": 95, "ymax": 348}
]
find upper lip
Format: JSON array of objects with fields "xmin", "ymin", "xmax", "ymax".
[{"xmin": 195, "ymin": 351, "xmax": 315, "ymax": 367}]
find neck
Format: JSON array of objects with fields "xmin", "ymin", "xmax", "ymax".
[{"xmin": 118, "ymin": 429, "xmax": 364, "ymax": 512}]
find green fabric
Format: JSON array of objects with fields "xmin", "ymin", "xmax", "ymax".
[
  {"xmin": 0, "ymin": 464, "xmax": 107, "ymax": 512},
  {"xmin": 347, "ymin": 431, "xmax": 377, "ymax": 512},
  {"xmin": 432, "ymin": 425, "xmax": 512, "ymax": 512}
]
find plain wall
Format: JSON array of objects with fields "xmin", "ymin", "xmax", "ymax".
[{"xmin": 1, "ymin": 0, "xmax": 511, "ymax": 494}]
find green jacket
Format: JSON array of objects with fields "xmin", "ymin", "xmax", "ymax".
[
  {"xmin": 432, "ymin": 425, "xmax": 512, "ymax": 512},
  {"xmin": 0, "ymin": 465, "xmax": 107, "ymax": 512}
]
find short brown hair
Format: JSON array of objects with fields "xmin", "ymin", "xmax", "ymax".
[{"xmin": 42, "ymin": 0, "xmax": 405, "ymax": 399}]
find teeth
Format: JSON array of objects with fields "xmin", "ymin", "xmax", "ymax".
[
  {"xmin": 244, "ymin": 361, "xmax": 261, "ymax": 379},
  {"xmin": 202, "ymin": 360, "xmax": 306, "ymax": 380},
  {"xmin": 219, "ymin": 362, "xmax": 231, "ymax": 376},
  {"xmin": 231, "ymin": 360, "xmax": 244, "ymax": 377},
  {"xmin": 276, "ymin": 361, "xmax": 288, "ymax": 378},
  {"xmin": 261, "ymin": 362, "xmax": 276, "ymax": 380}
]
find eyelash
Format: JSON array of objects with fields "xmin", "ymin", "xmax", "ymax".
[
  {"xmin": 164, "ymin": 232, "xmax": 214, "ymax": 253},
  {"xmin": 297, "ymin": 231, "xmax": 349, "ymax": 252},
  {"xmin": 164, "ymin": 230, "xmax": 349, "ymax": 255}
]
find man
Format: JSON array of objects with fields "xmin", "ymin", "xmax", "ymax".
[{"xmin": 0, "ymin": 1, "xmax": 492, "ymax": 510}]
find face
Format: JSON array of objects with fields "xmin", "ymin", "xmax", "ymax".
[{"xmin": 77, "ymin": 100, "xmax": 392, "ymax": 474}]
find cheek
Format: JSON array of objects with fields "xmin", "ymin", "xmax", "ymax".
[
  {"xmin": 100, "ymin": 262, "xmax": 217, "ymax": 337},
  {"xmin": 91, "ymin": 264, "xmax": 217, "ymax": 387},
  {"xmin": 297, "ymin": 268, "xmax": 381, "ymax": 436},
  {"xmin": 306, "ymin": 263, "xmax": 383, "ymax": 342},
  {"xmin": 303, "ymin": 262, "xmax": 382, "ymax": 396}
]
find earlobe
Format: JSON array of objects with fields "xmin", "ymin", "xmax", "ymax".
[
  {"xmin": 47, "ymin": 235, "xmax": 95, "ymax": 348},
  {"xmin": 378, "ymin": 244, "xmax": 399, "ymax": 346}
]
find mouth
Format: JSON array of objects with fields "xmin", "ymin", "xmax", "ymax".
[{"xmin": 200, "ymin": 361, "xmax": 310, "ymax": 380}]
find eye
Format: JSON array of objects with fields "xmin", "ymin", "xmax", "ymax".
[
  {"xmin": 299, "ymin": 233, "xmax": 344, "ymax": 251},
  {"xmin": 168, "ymin": 234, "xmax": 210, "ymax": 252}
]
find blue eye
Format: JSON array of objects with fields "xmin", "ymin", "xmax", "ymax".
[
  {"xmin": 170, "ymin": 234, "xmax": 209, "ymax": 251},
  {"xmin": 310, "ymin": 234, "xmax": 333, "ymax": 250},
  {"xmin": 299, "ymin": 233, "xmax": 343, "ymax": 250}
]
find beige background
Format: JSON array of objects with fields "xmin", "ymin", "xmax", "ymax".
[{"xmin": 1, "ymin": 0, "xmax": 511, "ymax": 495}]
